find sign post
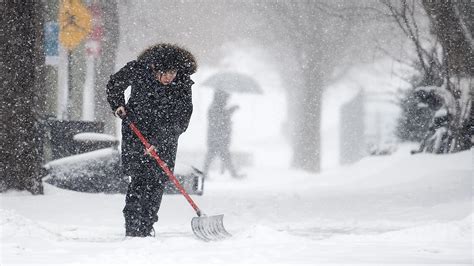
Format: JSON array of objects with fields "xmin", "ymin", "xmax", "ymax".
[
  {"xmin": 82, "ymin": 3, "xmax": 103, "ymax": 121},
  {"xmin": 57, "ymin": 0, "xmax": 92, "ymax": 120}
]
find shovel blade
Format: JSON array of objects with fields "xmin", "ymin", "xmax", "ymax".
[{"xmin": 191, "ymin": 214, "xmax": 231, "ymax": 241}]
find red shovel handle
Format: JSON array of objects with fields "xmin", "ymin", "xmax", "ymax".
[{"xmin": 127, "ymin": 121, "xmax": 202, "ymax": 217}]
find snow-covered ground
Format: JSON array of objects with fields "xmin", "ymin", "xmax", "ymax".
[
  {"xmin": 2, "ymin": 48, "xmax": 471, "ymax": 265},
  {"xmin": 1, "ymin": 144, "xmax": 472, "ymax": 265}
]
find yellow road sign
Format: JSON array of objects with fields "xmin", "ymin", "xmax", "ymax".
[{"xmin": 58, "ymin": 0, "xmax": 92, "ymax": 50}]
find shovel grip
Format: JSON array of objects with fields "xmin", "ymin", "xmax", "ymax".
[{"xmin": 127, "ymin": 120, "xmax": 202, "ymax": 216}]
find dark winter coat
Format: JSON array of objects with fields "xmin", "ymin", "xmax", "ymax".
[{"xmin": 106, "ymin": 60, "xmax": 194, "ymax": 181}]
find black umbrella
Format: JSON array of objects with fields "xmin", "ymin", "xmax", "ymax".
[{"xmin": 202, "ymin": 71, "xmax": 263, "ymax": 94}]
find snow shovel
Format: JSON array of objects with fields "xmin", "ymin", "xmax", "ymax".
[{"xmin": 125, "ymin": 118, "xmax": 232, "ymax": 241}]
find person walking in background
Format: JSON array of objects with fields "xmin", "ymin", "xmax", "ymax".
[
  {"xmin": 106, "ymin": 43, "xmax": 197, "ymax": 237},
  {"xmin": 202, "ymin": 90, "xmax": 244, "ymax": 179}
]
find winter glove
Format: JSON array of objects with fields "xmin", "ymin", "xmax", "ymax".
[
  {"xmin": 115, "ymin": 106, "xmax": 127, "ymax": 118},
  {"xmin": 144, "ymin": 145, "xmax": 157, "ymax": 157}
]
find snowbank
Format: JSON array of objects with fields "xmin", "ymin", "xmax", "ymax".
[{"xmin": 1, "ymin": 146, "xmax": 471, "ymax": 264}]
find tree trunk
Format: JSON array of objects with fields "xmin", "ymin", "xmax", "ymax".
[
  {"xmin": 422, "ymin": 1, "xmax": 473, "ymax": 151},
  {"xmin": 1, "ymin": 0, "xmax": 45, "ymax": 194},
  {"xmin": 291, "ymin": 58, "xmax": 323, "ymax": 172},
  {"xmin": 422, "ymin": 1, "xmax": 474, "ymax": 76}
]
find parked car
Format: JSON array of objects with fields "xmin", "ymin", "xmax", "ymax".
[{"xmin": 43, "ymin": 133, "xmax": 204, "ymax": 195}]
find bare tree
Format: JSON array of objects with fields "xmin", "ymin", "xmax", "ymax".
[
  {"xmin": 1, "ymin": 0, "xmax": 46, "ymax": 194},
  {"xmin": 380, "ymin": 0, "xmax": 444, "ymax": 85},
  {"xmin": 422, "ymin": 1, "xmax": 474, "ymax": 77},
  {"xmin": 255, "ymin": 1, "xmax": 351, "ymax": 172},
  {"xmin": 421, "ymin": 0, "xmax": 473, "ymax": 151},
  {"xmin": 383, "ymin": 0, "xmax": 473, "ymax": 153}
]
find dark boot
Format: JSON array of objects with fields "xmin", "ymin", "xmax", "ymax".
[
  {"xmin": 125, "ymin": 218, "xmax": 155, "ymax": 237},
  {"xmin": 124, "ymin": 212, "xmax": 143, "ymax": 237},
  {"xmin": 141, "ymin": 223, "xmax": 156, "ymax": 237},
  {"xmin": 123, "ymin": 166, "xmax": 165, "ymax": 237},
  {"xmin": 123, "ymin": 197, "xmax": 159, "ymax": 237}
]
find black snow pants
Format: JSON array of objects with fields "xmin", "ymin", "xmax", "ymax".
[
  {"xmin": 123, "ymin": 164, "xmax": 165, "ymax": 237},
  {"xmin": 120, "ymin": 120, "xmax": 180, "ymax": 237}
]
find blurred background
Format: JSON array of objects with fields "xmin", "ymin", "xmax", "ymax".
[{"xmin": 2, "ymin": 0, "xmax": 472, "ymax": 193}]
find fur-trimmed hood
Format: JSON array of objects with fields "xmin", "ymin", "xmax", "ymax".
[{"xmin": 138, "ymin": 43, "xmax": 197, "ymax": 75}]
